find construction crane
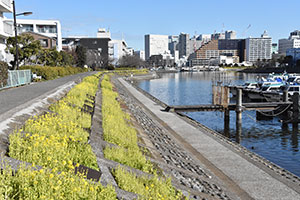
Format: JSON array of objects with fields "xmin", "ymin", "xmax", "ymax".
[{"xmin": 242, "ymin": 24, "xmax": 251, "ymax": 37}]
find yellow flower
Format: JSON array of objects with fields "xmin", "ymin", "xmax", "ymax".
[{"xmin": 49, "ymin": 174, "xmax": 54, "ymax": 179}]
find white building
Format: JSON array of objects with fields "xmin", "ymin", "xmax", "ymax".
[
  {"xmin": 278, "ymin": 31, "xmax": 300, "ymax": 55},
  {"xmin": 197, "ymin": 34, "xmax": 211, "ymax": 44},
  {"xmin": 134, "ymin": 50, "xmax": 145, "ymax": 60},
  {"xmin": 16, "ymin": 19, "xmax": 62, "ymax": 51},
  {"xmin": 225, "ymin": 30, "xmax": 236, "ymax": 39},
  {"xmin": 109, "ymin": 39, "xmax": 130, "ymax": 63},
  {"xmin": 245, "ymin": 31, "xmax": 272, "ymax": 62},
  {"xmin": 96, "ymin": 28, "xmax": 111, "ymax": 39},
  {"xmin": 145, "ymin": 34, "xmax": 168, "ymax": 60},
  {"xmin": 0, "ymin": 0, "xmax": 13, "ymax": 61}
]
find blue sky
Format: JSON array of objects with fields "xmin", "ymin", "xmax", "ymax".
[{"xmin": 10, "ymin": 0, "xmax": 300, "ymax": 50}]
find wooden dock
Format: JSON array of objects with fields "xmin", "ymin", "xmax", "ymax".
[{"xmin": 165, "ymin": 102, "xmax": 293, "ymax": 112}]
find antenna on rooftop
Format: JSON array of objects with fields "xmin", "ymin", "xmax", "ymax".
[{"xmin": 222, "ymin": 23, "xmax": 225, "ymax": 33}]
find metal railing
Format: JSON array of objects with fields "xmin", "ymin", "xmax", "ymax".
[{"xmin": 0, "ymin": 70, "xmax": 32, "ymax": 90}]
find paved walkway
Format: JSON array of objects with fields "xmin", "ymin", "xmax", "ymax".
[
  {"xmin": 0, "ymin": 72, "xmax": 95, "ymax": 115},
  {"xmin": 119, "ymin": 78, "xmax": 300, "ymax": 200},
  {"xmin": 0, "ymin": 72, "xmax": 95, "ymax": 154}
]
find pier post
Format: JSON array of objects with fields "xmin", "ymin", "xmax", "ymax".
[
  {"xmin": 282, "ymin": 90, "xmax": 289, "ymax": 130},
  {"xmin": 292, "ymin": 93, "xmax": 299, "ymax": 131},
  {"xmin": 236, "ymin": 89, "xmax": 242, "ymax": 143},
  {"xmin": 224, "ymin": 108, "xmax": 230, "ymax": 138}
]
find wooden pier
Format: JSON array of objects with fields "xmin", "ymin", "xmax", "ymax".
[{"xmin": 164, "ymin": 88, "xmax": 299, "ymax": 143}]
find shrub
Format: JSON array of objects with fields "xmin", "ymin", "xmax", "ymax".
[
  {"xmin": 20, "ymin": 65, "xmax": 88, "ymax": 80},
  {"xmin": 0, "ymin": 164, "xmax": 116, "ymax": 199},
  {"xmin": 113, "ymin": 166, "xmax": 186, "ymax": 200},
  {"xmin": 0, "ymin": 61, "xmax": 8, "ymax": 87}
]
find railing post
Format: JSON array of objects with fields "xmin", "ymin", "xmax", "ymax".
[
  {"xmin": 292, "ymin": 93, "xmax": 299, "ymax": 131},
  {"xmin": 224, "ymin": 108, "xmax": 230, "ymax": 138},
  {"xmin": 236, "ymin": 88, "xmax": 242, "ymax": 143}
]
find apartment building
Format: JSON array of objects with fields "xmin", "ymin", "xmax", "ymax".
[
  {"xmin": 278, "ymin": 30, "xmax": 300, "ymax": 55},
  {"xmin": 145, "ymin": 34, "xmax": 168, "ymax": 60},
  {"xmin": 16, "ymin": 19, "xmax": 62, "ymax": 51},
  {"xmin": 178, "ymin": 32, "xmax": 190, "ymax": 58},
  {"xmin": 245, "ymin": 31, "xmax": 272, "ymax": 62},
  {"xmin": 0, "ymin": 0, "xmax": 13, "ymax": 61}
]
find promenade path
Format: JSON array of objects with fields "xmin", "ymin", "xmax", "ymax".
[
  {"xmin": 0, "ymin": 72, "xmax": 95, "ymax": 115},
  {"xmin": 0, "ymin": 72, "xmax": 95, "ymax": 153},
  {"xmin": 118, "ymin": 77, "xmax": 300, "ymax": 200}
]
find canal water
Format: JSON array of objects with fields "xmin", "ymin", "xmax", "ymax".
[{"xmin": 138, "ymin": 71, "xmax": 300, "ymax": 177}]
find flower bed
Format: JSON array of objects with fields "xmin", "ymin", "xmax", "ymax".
[
  {"xmin": 4, "ymin": 72, "xmax": 117, "ymax": 199},
  {"xmin": 101, "ymin": 74, "xmax": 186, "ymax": 199}
]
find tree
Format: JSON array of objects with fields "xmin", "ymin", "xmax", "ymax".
[
  {"xmin": 118, "ymin": 54, "xmax": 145, "ymax": 68},
  {"xmin": 0, "ymin": 61, "xmax": 8, "ymax": 87},
  {"xmin": 6, "ymin": 34, "xmax": 42, "ymax": 69},
  {"xmin": 60, "ymin": 51, "xmax": 74, "ymax": 66},
  {"xmin": 37, "ymin": 48, "xmax": 62, "ymax": 66},
  {"xmin": 75, "ymin": 45, "xmax": 87, "ymax": 67}
]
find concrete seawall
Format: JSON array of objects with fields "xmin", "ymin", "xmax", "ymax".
[{"xmin": 116, "ymin": 76, "xmax": 300, "ymax": 200}]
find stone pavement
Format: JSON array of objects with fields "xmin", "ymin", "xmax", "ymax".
[{"xmin": 117, "ymin": 77, "xmax": 300, "ymax": 200}]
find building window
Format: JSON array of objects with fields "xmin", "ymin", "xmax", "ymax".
[{"xmin": 39, "ymin": 39, "xmax": 48, "ymax": 47}]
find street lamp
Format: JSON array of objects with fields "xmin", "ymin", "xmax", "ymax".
[{"xmin": 12, "ymin": 0, "xmax": 32, "ymax": 70}]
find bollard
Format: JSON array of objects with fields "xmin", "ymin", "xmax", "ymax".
[{"xmin": 236, "ymin": 89, "xmax": 242, "ymax": 143}]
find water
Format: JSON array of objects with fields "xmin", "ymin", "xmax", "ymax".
[{"xmin": 138, "ymin": 71, "xmax": 300, "ymax": 177}]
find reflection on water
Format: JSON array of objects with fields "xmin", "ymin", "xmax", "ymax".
[{"xmin": 138, "ymin": 71, "xmax": 300, "ymax": 177}]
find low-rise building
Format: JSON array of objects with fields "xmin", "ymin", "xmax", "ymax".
[
  {"xmin": 134, "ymin": 50, "xmax": 145, "ymax": 60},
  {"xmin": 16, "ymin": 19, "xmax": 62, "ymax": 51}
]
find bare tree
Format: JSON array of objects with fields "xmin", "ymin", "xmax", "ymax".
[{"xmin": 118, "ymin": 54, "xmax": 145, "ymax": 68}]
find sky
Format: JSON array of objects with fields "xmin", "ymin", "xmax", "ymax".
[{"xmin": 9, "ymin": 0, "xmax": 300, "ymax": 51}]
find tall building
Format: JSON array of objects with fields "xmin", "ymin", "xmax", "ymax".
[
  {"xmin": 134, "ymin": 50, "xmax": 145, "ymax": 60},
  {"xmin": 168, "ymin": 35, "xmax": 179, "ymax": 55},
  {"xmin": 245, "ymin": 31, "xmax": 272, "ymax": 62},
  {"xmin": 178, "ymin": 33, "xmax": 190, "ymax": 58},
  {"xmin": 0, "ymin": 0, "xmax": 13, "ymax": 61},
  {"xmin": 16, "ymin": 19, "xmax": 62, "ymax": 51},
  {"xmin": 278, "ymin": 30, "xmax": 300, "ymax": 55},
  {"xmin": 145, "ymin": 34, "xmax": 169, "ymax": 60},
  {"xmin": 286, "ymin": 48, "xmax": 300, "ymax": 65},
  {"xmin": 225, "ymin": 30, "xmax": 237, "ymax": 39}
]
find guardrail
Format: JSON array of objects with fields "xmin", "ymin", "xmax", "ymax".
[{"xmin": 0, "ymin": 70, "xmax": 32, "ymax": 90}]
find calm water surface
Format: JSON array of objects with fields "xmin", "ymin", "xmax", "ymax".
[{"xmin": 138, "ymin": 71, "xmax": 300, "ymax": 177}]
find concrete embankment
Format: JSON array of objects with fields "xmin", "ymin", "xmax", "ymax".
[{"xmin": 116, "ymin": 75, "xmax": 300, "ymax": 200}]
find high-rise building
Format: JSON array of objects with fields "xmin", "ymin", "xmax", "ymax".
[
  {"xmin": 225, "ymin": 30, "xmax": 237, "ymax": 39},
  {"xmin": 211, "ymin": 32, "xmax": 225, "ymax": 40},
  {"xmin": 134, "ymin": 50, "xmax": 145, "ymax": 60},
  {"xmin": 168, "ymin": 35, "xmax": 179, "ymax": 55},
  {"xmin": 278, "ymin": 30, "xmax": 300, "ymax": 55},
  {"xmin": 245, "ymin": 31, "xmax": 272, "ymax": 62},
  {"xmin": 0, "ymin": 0, "xmax": 13, "ymax": 61},
  {"xmin": 16, "ymin": 19, "xmax": 62, "ymax": 51},
  {"xmin": 178, "ymin": 33, "xmax": 190, "ymax": 58},
  {"xmin": 145, "ymin": 34, "xmax": 169, "ymax": 60}
]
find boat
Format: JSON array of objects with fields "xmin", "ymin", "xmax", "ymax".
[{"xmin": 247, "ymin": 83, "xmax": 284, "ymax": 102}]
